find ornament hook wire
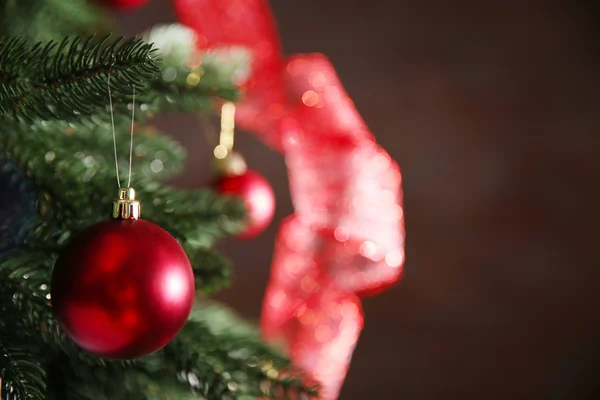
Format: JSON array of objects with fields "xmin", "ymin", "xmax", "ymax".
[
  {"xmin": 107, "ymin": 72, "xmax": 136, "ymax": 189},
  {"xmin": 107, "ymin": 72, "xmax": 120, "ymax": 188},
  {"xmin": 128, "ymin": 86, "xmax": 135, "ymax": 188}
]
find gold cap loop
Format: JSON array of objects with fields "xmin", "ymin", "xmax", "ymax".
[{"xmin": 112, "ymin": 188, "xmax": 140, "ymax": 220}]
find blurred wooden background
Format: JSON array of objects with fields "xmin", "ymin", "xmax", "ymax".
[{"xmin": 118, "ymin": 1, "xmax": 600, "ymax": 398}]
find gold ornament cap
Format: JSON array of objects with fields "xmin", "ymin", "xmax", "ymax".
[
  {"xmin": 112, "ymin": 188, "xmax": 140, "ymax": 220},
  {"xmin": 212, "ymin": 151, "xmax": 248, "ymax": 177}
]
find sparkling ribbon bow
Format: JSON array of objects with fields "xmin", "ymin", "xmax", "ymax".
[{"xmin": 173, "ymin": 1, "xmax": 405, "ymax": 397}]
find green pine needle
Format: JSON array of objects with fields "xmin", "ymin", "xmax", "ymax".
[
  {"xmin": 0, "ymin": 279, "xmax": 46, "ymax": 400},
  {"xmin": 0, "ymin": 0, "xmax": 109, "ymax": 43},
  {"xmin": 0, "ymin": 339, "xmax": 46, "ymax": 400},
  {"xmin": 0, "ymin": 35, "xmax": 159, "ymax": 120}
]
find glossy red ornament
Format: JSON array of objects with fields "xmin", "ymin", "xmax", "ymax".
[
  {"xmin": 216, "ymin": 170, "xmax": 275, "ymax": 239},
  {"xmin": 51, "ymin": 219, "xmax": 195, "ymax": 359},
  {"xmin": 98, "ymin": 0, "xmax": 150, "ymax": 10}
]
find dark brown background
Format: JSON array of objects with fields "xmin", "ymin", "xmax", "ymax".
[{"xmin": 118, "ymin": 1, "xmax": 600, "ymax": 399}]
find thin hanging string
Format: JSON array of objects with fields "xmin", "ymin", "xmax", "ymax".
[
  {"xmin": 127, "ymin": 87, "xmax": 135, "ymax": 188},
  {"xmin": 107, "ymin": 73, "xmax": 136, "ymax": 189},
  {"xmin": 107, "ymin": 73, "xmax": 121, "ymax": 188}
]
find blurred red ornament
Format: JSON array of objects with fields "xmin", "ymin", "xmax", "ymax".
[
  {"xmin": 216, "ymin": 169, "xmax": 276, "ymax": 239},
  {"xmin": 51, "ymin": 219, "xmax": 195, "ymax": 359},
  {"xmin": 97, "ymin": 0, "xmax": 150, "ymax": 10}
]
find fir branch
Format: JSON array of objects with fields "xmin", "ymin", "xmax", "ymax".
[
  {"xmin": 49, "ymin": 357, "xmax": 198, "ymax": 400},
  {"xmin": 0, "ymin": 37, "xmax": 33, "ymax": 117},
  {"xmin": 0, "ymin": 337, "xmax": 46, "ymax": 400},
  {"xmin": 158, "ymin": 304, "xmax": 318, "ymax": 400},
  {"xmin": 139, "ymin": 23, "xmax": 243, "ymax": 115},
  {"xmin": 191, "ymin": 303, "xmax": 320, "ymax": 399},
  {"xmin": 0, "ymin": 35, "xmax": 160, "ymax": 120},
  {"xmin": 0, "ymin": 279, "xmax": 46, "ymax": 400},
  {"xmin": 0, "ymin": 0, "xmax": 109, "ymax": 43},
  {"xmin": 0, "ymin": 268, "xmax": 317, "ymax": 400},
  {"xmin": 188, "ymin": 248, "xmax": 233, "ymax": 295},
  {"xmin": 0, "ymin": 253, "xmax": 106, "ymax": 367},
  {"xmin": 147, "ymin": 79, "xmax": 239, "ymax": 115},
  {"xmin": 138, "ymin": 187, "xmax": 246, "ymax": 249},
  {"xmin": 1, "ymin": 118, "xmax": 186, "ymax": 186}
]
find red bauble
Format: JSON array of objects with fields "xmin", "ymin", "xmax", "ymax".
[
  {"xmin": 98, "ymin": 0, "xmax": 150, "ymax": 10},
  {"xmin": 51, "ymin": 219, "xmax": 195, "ymax": 359},
  {"xmin": 216, "ymin": 170, "xmax": 275, "ymax": 239}
]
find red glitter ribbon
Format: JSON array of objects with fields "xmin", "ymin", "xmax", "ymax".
[{"xmin": 172, "ymin": 1, "xmax": 405, "ymax": 397}]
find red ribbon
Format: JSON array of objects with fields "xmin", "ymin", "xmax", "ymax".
[{"xmin": 172, "ymin": 1, "xmax": 405, "ymax": 398}]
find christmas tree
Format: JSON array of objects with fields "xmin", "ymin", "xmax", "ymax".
[{"xmin": 0, "ymin": 1, "xmax": 317, "ymax": 399}]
